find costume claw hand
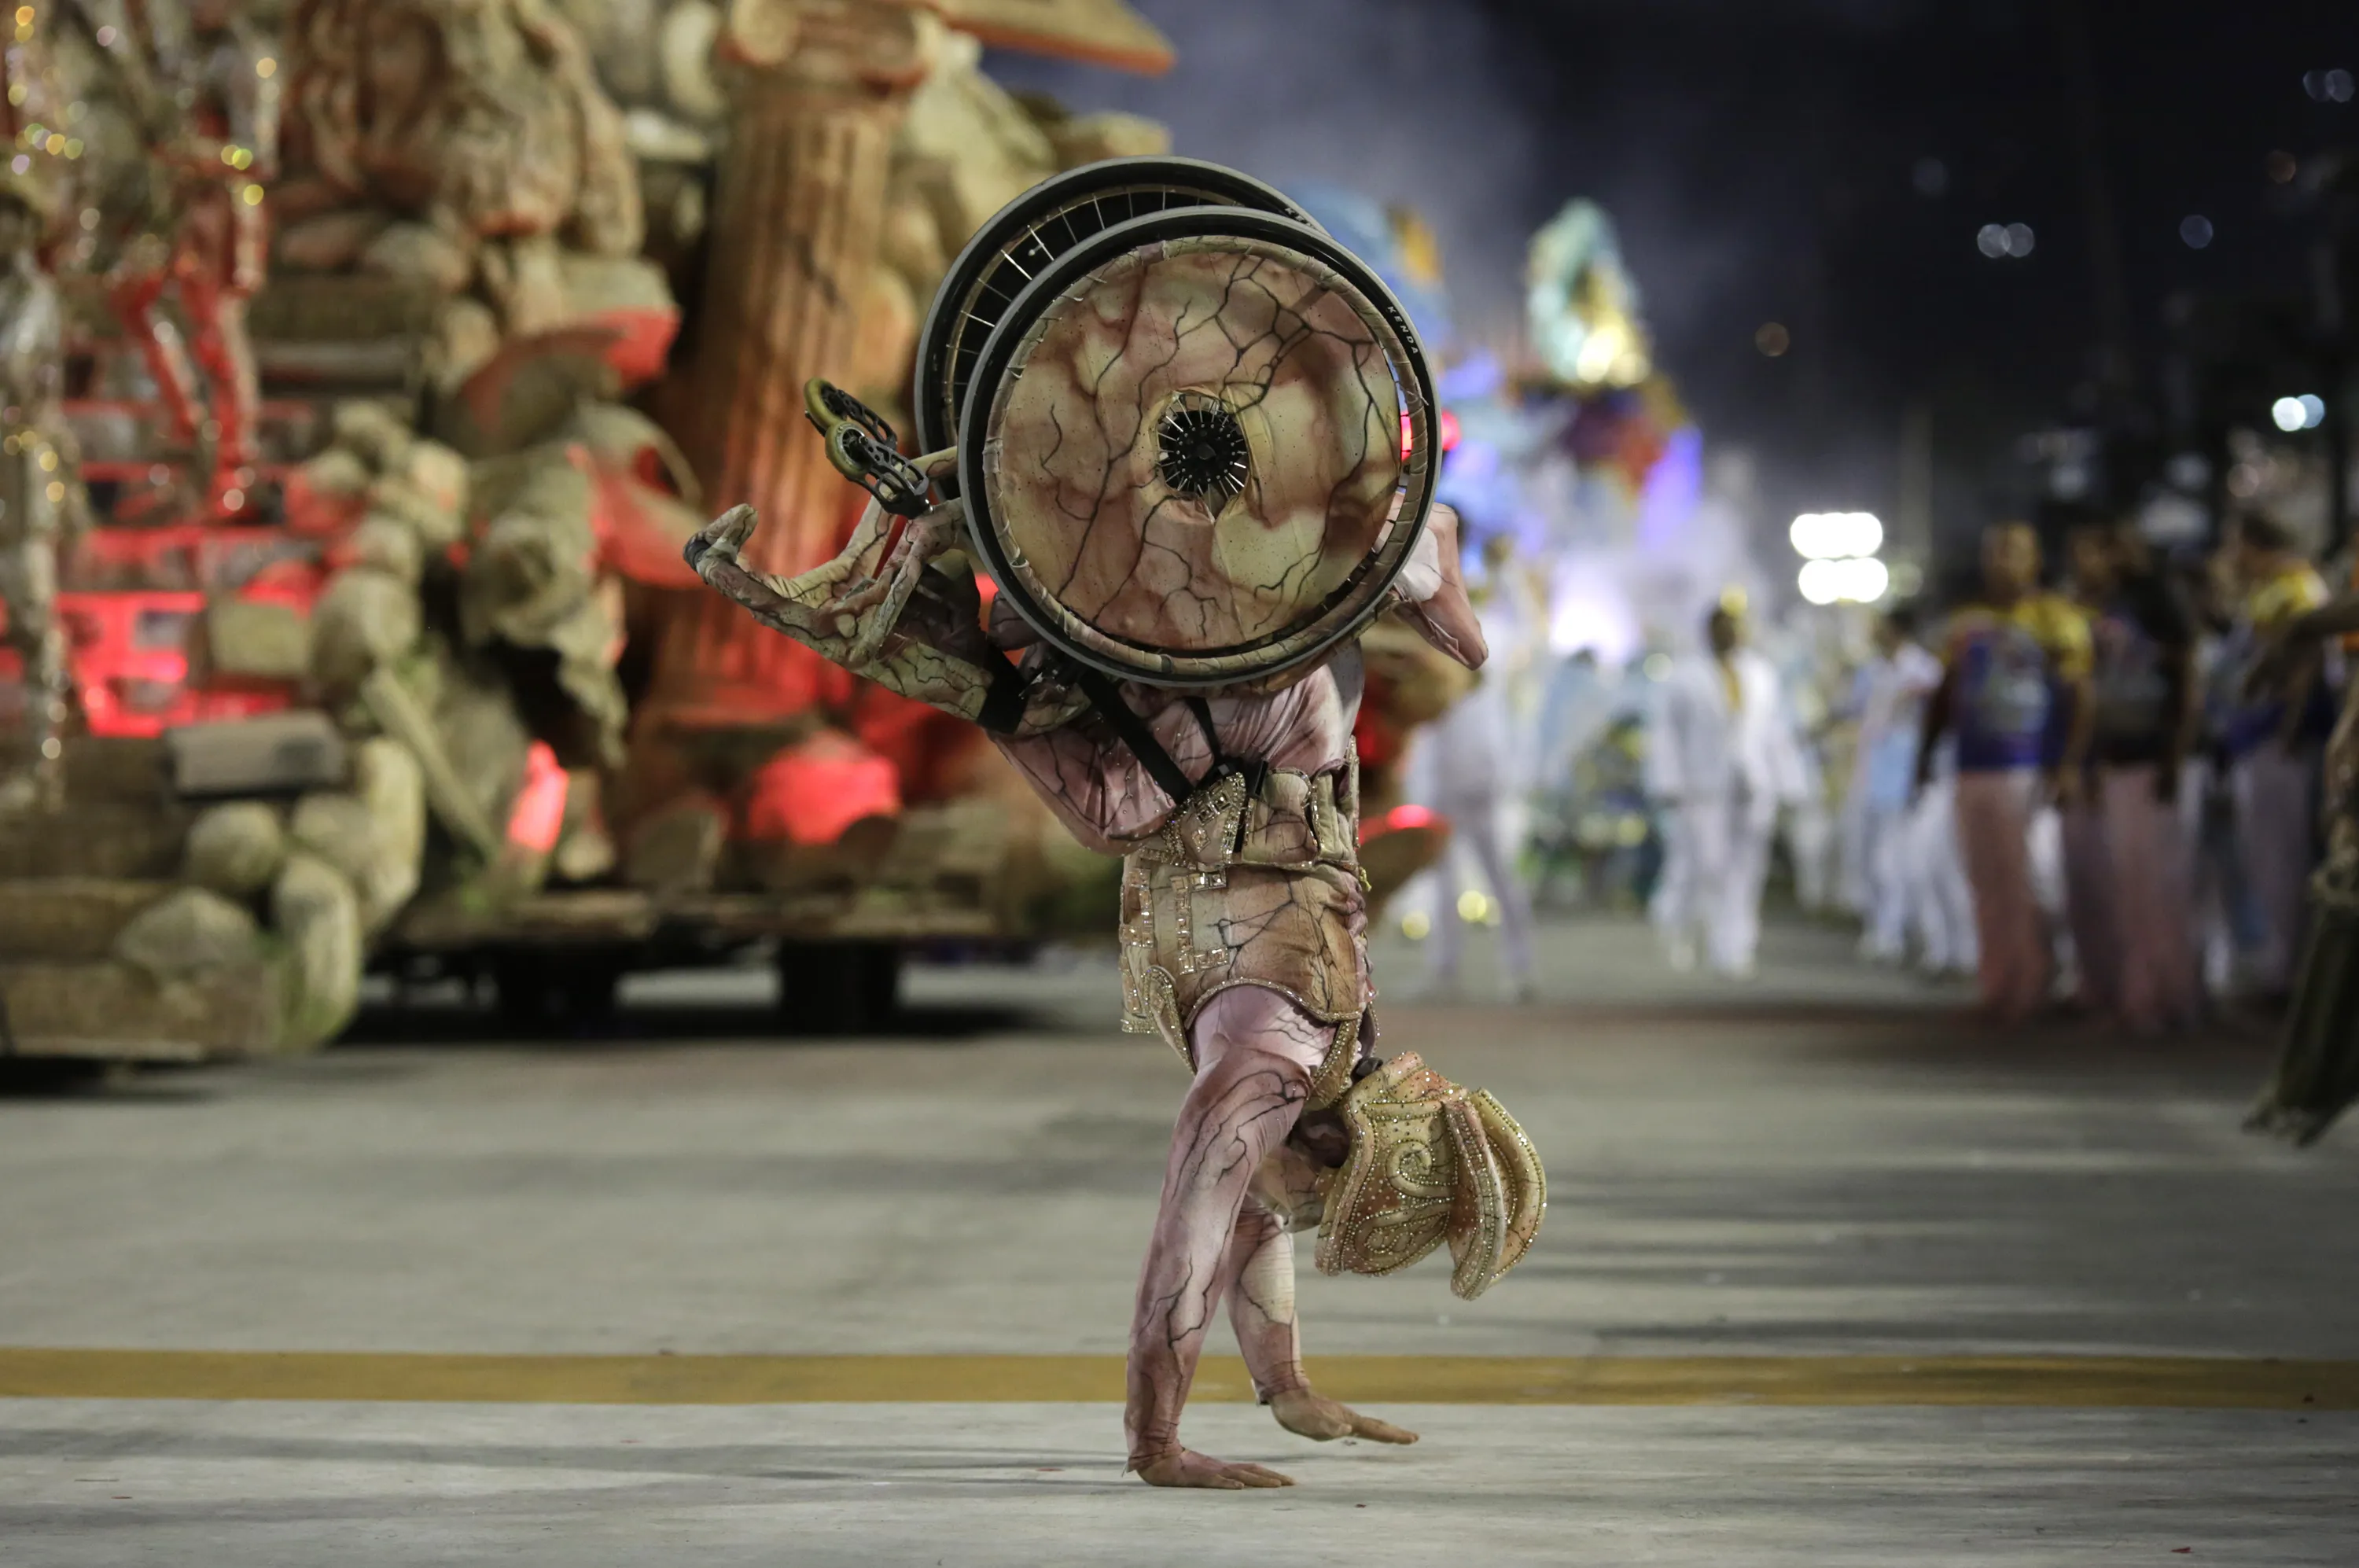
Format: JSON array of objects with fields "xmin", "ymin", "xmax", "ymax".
[
  {"xmin": 1132, "ymin": 1449, "xmax": 1296, "ymax": 1489},
  {"xmin": 840, "ymin": 501, "xmax": 965, "ymax": 663},
  {"xmin": 1269, "ymin": 1389, "xmax": 1420, "ymax": 1445},
  {"xmin": 688, "ymin": 505, "xmax": 760, "ymax": 576}
]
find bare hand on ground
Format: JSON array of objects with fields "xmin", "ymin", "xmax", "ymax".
[
  {"xmin": 1270, "ymin": 1389, "xmax": 1420, "ymax": 1445},
  {"xmin": 1133, "ymin": 1448, "xmax": 1297, "ymax": 1489}
]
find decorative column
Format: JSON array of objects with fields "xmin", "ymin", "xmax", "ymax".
[{"xmin": 645, "ymin": 0, "xmax": 933, "ymax": 723}]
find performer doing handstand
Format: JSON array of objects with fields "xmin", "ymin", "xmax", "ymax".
[{"xmin": 689, "ymin": 463, "xmax": 1532, "ymax": 1488}]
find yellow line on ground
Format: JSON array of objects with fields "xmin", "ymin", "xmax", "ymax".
[{"xmin": 1, "ymin": 1350, "xmax": 2353, "ymax": 1408}]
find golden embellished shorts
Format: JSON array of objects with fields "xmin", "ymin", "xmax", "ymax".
[{"xmin": 1115, "ymin": 765, "xmax": 1548, "ymax": 1301}]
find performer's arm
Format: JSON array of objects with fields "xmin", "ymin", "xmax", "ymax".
[
  {"xmin": 1388, "ymin": 504, "xmax": 1488, "ymax": 671},
  {"xmin": 686, "ymin": 502, "xmax": 1084, "ymax": 737}
]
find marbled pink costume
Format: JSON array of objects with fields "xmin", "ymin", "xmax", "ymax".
[{"xmin": 686, "ymin": 493, "xmax": 1522, "ymax": 1489}]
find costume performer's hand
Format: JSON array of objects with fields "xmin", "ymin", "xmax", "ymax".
[
  {"xmin": 1268, "ymin": 1389, "xmax": 1420, "ymax": 1445},
  {"xmin": 691, "ymin": 504, "xmax": 762, "ymax": 573},
  {"xmin": 837, "ymin": 497, "xmax": 967, "ymax": 664},
  {"xmin": 1132, "ymin": 1448, "xmax": 1296, "ymax": 1489}
]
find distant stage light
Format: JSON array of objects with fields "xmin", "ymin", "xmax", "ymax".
[
  {"xmin": 1790, "ymin": 511, "xmax": 1882, "ymax": 559},
  {"xmin": 1798, "ymin": 556, "xmax": 1888, "ymax": 606},
  {"xmin": 1912, "ymin": 156, "xmax": 1949, "ymax": 197},
  {"xmin": 1755, "ymin": 321, "xmax": 1790, "ymax": 357},
  {"xmin": 2299, "ymin": 394, "xmax": 2326, "ymax": 429},
  {"xmin": 1841, "ymin": 557, "xmax": 1890, "ymax": 602},
  {"xmin": 2181, "ymin": 215, "xmax": 2214, "ymax": 249},
  {"xmin": 2267, "ymin": 150, "xmax": 2298, "ymax": 184},
  {"xmin": 1976, "ymin": 223, "xmax": 2009, "ymax": 259},
  {"xmin": 2005, "ymin": 223, "xmax": 2035, "ymax": 256},
  {"xmin": 2273, "ymin": 396, "xmax": 2308, "ymax": 432}
]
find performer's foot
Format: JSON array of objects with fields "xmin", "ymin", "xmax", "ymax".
[
  {"xmin": 1269, "ymin": 1389, "xmax": 1419, "ymax": 1445},
  {"xmin": 1132, "ymin": 1448, "xmax": 1295, "ymax": 1489}
]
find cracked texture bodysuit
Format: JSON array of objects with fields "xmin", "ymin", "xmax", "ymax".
[
  {"xmin": 1000, "ymin": 653, "xmax": 1372, "ymax": 1089},
  {"xmin": 689, "ymin": 480, "xmax": 1536, "ymax": 1487}
]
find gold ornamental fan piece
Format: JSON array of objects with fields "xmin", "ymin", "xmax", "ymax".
[{"xmin": 1313, "ymin": 1052, "xmax": 1547, "ymax": 1301}]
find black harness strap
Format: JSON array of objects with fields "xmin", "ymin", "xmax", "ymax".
[
  {"xmin": 1068, "ymin": 670, "xmax": 1272, "ymax": 852},
  {"xmin": 1069, "ymin": 664, "xmax": 1200, "ymax": 806},
  {"xmin": 1186, "ymin": 696, "xmax": 1271, "ymax": 855},
  {"xmin": 973, "ymin": 653, "xmax": 1028, "ymax": 735}
]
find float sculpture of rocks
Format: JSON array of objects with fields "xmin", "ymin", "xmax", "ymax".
[{"xmin": 274, "ymin": 0, "xmax": 670, "ymax": 394}]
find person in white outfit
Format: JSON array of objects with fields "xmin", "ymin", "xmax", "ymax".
[
  {"xmin": 1415, "ymin": 664, "xmax": 1540, "ymax": 999},
  {"xmin": 1852, "ymin": 605, "xmax": 1945, "ymax": 962},
  {"xmin": 1905, "ymin": 734, "xmax": 1980, "ymax": 977},
  {"xmin": 1647, "ymin": 605, "xmax": 1810, "ymax": 977},
  {"xmin": 1414, "ymin": 539, "xmax": 1543, "ymax": 1000}
]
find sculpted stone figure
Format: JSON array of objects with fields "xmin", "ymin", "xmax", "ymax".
[
  {"xmin": 0, "ymin": 172, "xmax": 86, "ymax": 811},
  {"xmin": 84, "ymin": 0, "xmax": 278, "ymax": 517},
  {"xmin": 280, "ymin": 0, "xmax": 642, "ymax": 333}
]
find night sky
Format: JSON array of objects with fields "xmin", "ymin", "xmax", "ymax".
[{"xmin": 988, "ymin": 0, "xmax": 2355, "ymax": 558}]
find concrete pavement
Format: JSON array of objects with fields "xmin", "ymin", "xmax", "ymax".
[{"xmin": 2, "ymin": 916, "xmax": 2354, "ymax": 1564}]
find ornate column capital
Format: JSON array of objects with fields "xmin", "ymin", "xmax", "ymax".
[{"xmin": 719, "ymin": 0, "xmax": 941, "ymax": 92}]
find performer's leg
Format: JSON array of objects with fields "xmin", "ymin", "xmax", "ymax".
[
  {"xmin": 2185, "ymin": 762, "xmax": 2236, "ymax": 992},
  {"xmin": 1955, "ymin": 770, "xmax": 2047, "ymax": 1021},
  {"xmin": 1904, "ymin": 790, "xmax": 1952, "ymax": 970},
  {"xmin": 2102, "ymin": 764, "xmax": 2202, "ymax": 1032},
  {"xmin": 1863, "ymin": 805, "xmax": 1907, "ymax": 959},
  {"xmin": 2059, "ymin": 795, "xmax": 2122, "ymax": 1020},
  {"xmin": 2236, "ymin": 749, "xmax": 2315, "ymax": 994},
  {"xmin": 1427, "ymin": 830, "xmax": 1470, "ymax": 989},
  {"xmin": 1710, "ymin": 799, "xmax": 1772, "ymax": 976},
  {"xmin": 1838, "ymin": 790, "xmax": 1872, "ymax": 916},
  {"xmin": 1127, "ymin": 985, "xmax": 1325, "ymax": 1489},
  {"xmin": 1216, "ymin": 1198, "xmax": 1417, "ymax": 1445},
  {"xmin": 1465, "ymin": 796, "xmax": 1538, "ymax": 992},
  {"xmin": 1650, "ymin": 804, "xmax": 1697, "ymax": 966},
  {"xmin": 1933, "ymin": 782, "xmax": 1982, "ymax": 975}
]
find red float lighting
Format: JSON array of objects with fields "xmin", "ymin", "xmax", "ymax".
[{"xmin": 1401, "ymin": 410, "xmax": 1463, "ymax": 459}]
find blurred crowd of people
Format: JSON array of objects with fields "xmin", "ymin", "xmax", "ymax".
[
  {"xmin": 1401, "ymin": 506, "xmax": 2359, "ymax": 1046},
  {"xmin": 1833, "ymin": 509, "xmax": 2350, "ymax": 1032}
]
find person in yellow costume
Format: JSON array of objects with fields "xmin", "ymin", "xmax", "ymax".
[
  {"xmin": 2218, "ymin": 514, "xmax": 2330, "ymax": 996},
  {"xmin": 1917, "ymin": 523, "xmax": 2095, "ymax": 1023}
]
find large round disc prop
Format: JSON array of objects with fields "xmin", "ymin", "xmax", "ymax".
[
  {"xmin": 962, "ymin": 206, "xmax": 1437, "ymax": 688},
  {"xmin": 912, "ymin": 158, "xmax": 1313, "ymax": 463}
]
